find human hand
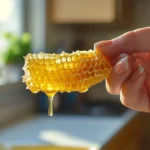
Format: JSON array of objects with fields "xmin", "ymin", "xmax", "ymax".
[{"xmin": 95, "ymin": 27, "xmax": 150, "ymax": 112}]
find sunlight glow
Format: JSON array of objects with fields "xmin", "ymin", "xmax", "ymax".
[
  {"xmin": 0, "ymin": 0, "xmax": 13, "ymax": 21},
  {"xmin": 39, "ymin": 130, "xmax": 100, "ymax": 149}
]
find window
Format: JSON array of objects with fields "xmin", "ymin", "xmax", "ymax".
[
  {"xmin": 0, "ymin": 0, "xmax": 23, "ymax": 34},
  {"xmin": 0, "ymin": 0, "xmax": 23, "ymax": 54},
  {"xmin": 0, "ymin": 0, "xmax": 24, "ymax": 84}
]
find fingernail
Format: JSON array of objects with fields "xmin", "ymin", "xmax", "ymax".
[
  {"xmin": 139, "ymin": 64, "xmax": 144, "ymax": 74},
  {"xmin": 114, "ymin": 56, "xmax": 129, "ymax": 74},
  {"xmin": 119, "ymin": 53, "xmax": 128, "ymax": 58},
  {"xmin": 131, "ymin": 64, "xmax": 144, "ymax": 80},
  {"xmin": 94, "ymin": 40, "xmax": 113, "ymax": 49}
]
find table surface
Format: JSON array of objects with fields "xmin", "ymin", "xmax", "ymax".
[{"xmin": 0, "ymin": 110, "xmax": 137, "ymax": 149}]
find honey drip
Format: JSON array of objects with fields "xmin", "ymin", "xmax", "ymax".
[
  {"xmin": 47, "ymin": 93, "xmax": 55, "ymax": 116},
  {"xmin": 48, "ymin": 96, "xmax": 54, "ymax": 116}
]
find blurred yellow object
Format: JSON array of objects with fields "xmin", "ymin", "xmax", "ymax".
[
  {"xmin": 22, "ymin": 49, "xmax": 112, "ymax": 115},
  {"xmin": 11, "ymin": 146, "xmax": 89, "ymax": 150}
]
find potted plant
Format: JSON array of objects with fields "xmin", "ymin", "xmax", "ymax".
[{"xmin": 1, "ymin": 32, "xmax": 31, "ymax": 83}]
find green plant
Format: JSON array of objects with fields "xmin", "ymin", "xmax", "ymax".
[{"xmin": 2, "ymin": 32, "xmax": 31, "ymax": 64}]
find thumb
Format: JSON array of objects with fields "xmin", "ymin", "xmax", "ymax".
[{"xmin": 94, "ymin": 27, "xmax": 150, "ymax": 61}]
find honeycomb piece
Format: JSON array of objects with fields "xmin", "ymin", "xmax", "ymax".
[{"xmin": 22, "ymin": 49, "xmax": 112, "ymax": 97}]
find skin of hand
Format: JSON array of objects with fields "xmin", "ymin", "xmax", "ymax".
[{"xmin": 94, "ymin": 27, "xmax": 150, "ymax": 112}]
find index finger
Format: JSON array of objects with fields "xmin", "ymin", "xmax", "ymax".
[{"xmin": 94, "ymin": 27, "xmax": 150, "ymax": 60}]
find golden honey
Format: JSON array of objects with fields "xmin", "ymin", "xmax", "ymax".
[{"xmin": 22, "ymin": 49, "xmax": 112, "ymax": 116}]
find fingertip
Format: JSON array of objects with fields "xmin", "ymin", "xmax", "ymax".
[
  {"xmin": 120, "ymin": 65, "xmax": 146, "ymax": 109},
  {"xmin": 94, "ymin": 40, "xmax": 113, "ymax": 56},
  {"xmin": 114, "ymin": 56, "xmax": 129, "ymax": 74},
  {"xmin": 94, "ymin": 40, "xmax": 113, "ymax": 49},
  {"xmin": 131, "ymin": 64, "xmax": 145, "ymax": 81},
  {"xmin": 105, "ymin": 54, "xmax": 133, "ymax": 95}
]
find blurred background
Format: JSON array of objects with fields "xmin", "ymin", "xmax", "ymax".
[{"xmin": 0, "ymin": 0, "xmax": 150, "ymax": 150}]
